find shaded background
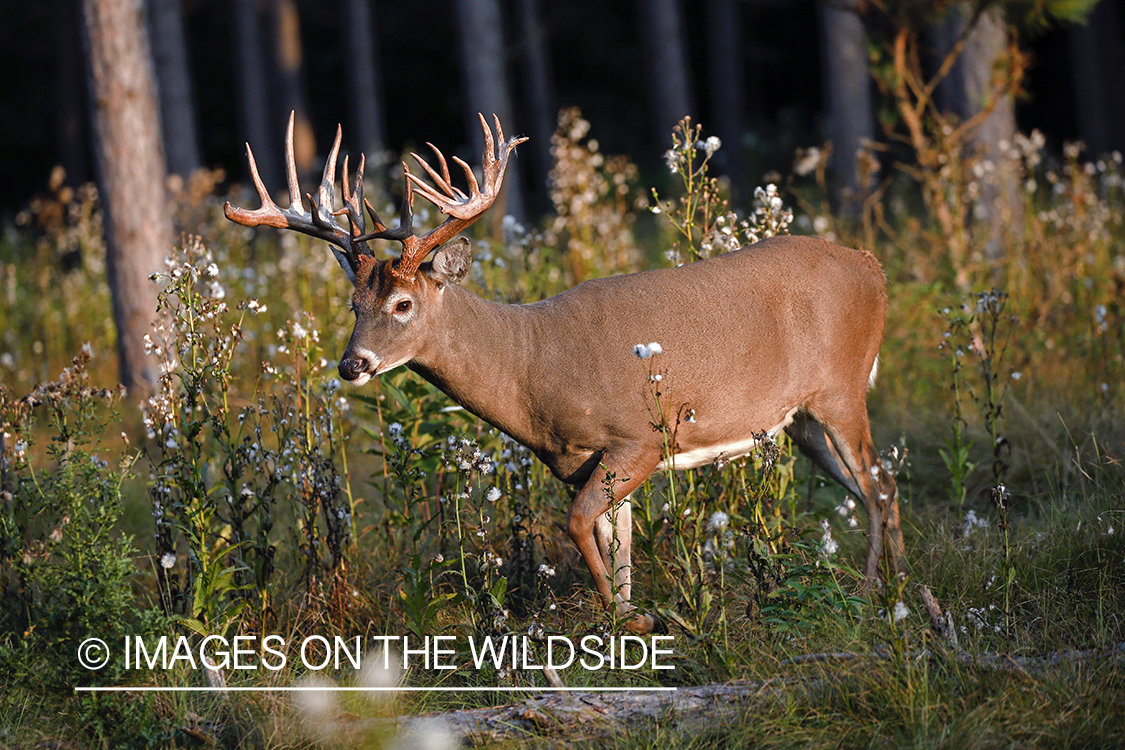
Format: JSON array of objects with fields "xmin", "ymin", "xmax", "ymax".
[{"xmin": 2, "ymin": 0, "xmax": 1124, "ymax": 216}]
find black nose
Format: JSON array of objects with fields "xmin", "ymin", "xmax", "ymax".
[{"xmin": 338, "ymin": 356, "xmax": 370, "ymax": 381}]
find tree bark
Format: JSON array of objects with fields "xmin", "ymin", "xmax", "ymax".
[
  {"xmin": 270, "ymin": 0, "xmax": 315, "ymax": 174},
  {"xmin": 343, "ymin": 0, "xmax": 387, "ymax": 159},
  {"xmin": 935, "ymin": 2, "xmax": 1020, "ymax": 264},
  {"xmin": 1068, "ymin": 0, "xmax": 1125, "ymax": 156},
  {"xmin": 705, "ymin": 0, "xmax": 744, "ymax": 186},
  {"xmin": 637, "ymin": 0, "xmax": 695, "ymax": 147},
  {"xmin": 454, "ymin": 0, "xmax": 525, "ymax": 220},
  {"xmin": 80, "ymin": 0, "xmax": 171, "ymax": 395},
  {"xmin": 147, "ymin": 0, "xmax": 201, "ymax": 178},
  {"xmin": 818, "ymin": 0, "xmax": 874, "ymax": 214},
  {"xmin": 514, "ymin": 0, "xmax": 555, "ymax": 210},
  {"xmin": 54, "ymin": 0, "xmax": 92, "ymax": 187},
  {"xmin": 232, "ymin": 0, "xmax": 280, "ymax": 190}
]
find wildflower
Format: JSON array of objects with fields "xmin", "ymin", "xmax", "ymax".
[
  {"xmin": 13, "ymin": 440, "xmax": 27, "ymax": 461},
  {"xmin": 685, "ymin": 409, "xmax": 696, "ymax": 423},
  {"xmin": 700, "ymin": 136, "xmax": 721, "ymax": 156},
  {"xmin": 959, "ymin": 509, "xmax": 990, "ymax": 538},
  {"xmin": 160, "ymin": 553, "xmax": 176, "ymax": 569},
  {"xmin": 485, "ymin": 486, "xmax": 502, "ymax": 503},
  {"xmin": 294, "ymin": 675, "xmax": 337, "ymax": 735},
  {"xmin": 706, "ymin": 511, "xmax": 729, "ymax": 532},
  {"xmin": 206, "ymin": 263, "xmax": 219, "ymax": 277},
  {"xmin": 892, "ymin": 600, "xmax": 910, "ymax": 623},
  {"xmin": 538, "ymin": 563, "xmax": 556, "ymax": 578},
  {"xmin": 633, "ymin": 342, "xmax": 663, "ymax": 359},
  {"xmin": 358, "ymin": 644, "xmax": 403, "ymax": 706},
  {"xmin": 663, "ymin": 149, "xmax": 678, "ymax": 174},
  {"xmin": 819, "ymin": 519, "xmax": 839, "ymax": 557},
  {"xmin": 1011, "ymin": 371, "xmax": 1021, "ymax": 380},
  {"xmin": 794, "ymin": 147, "xmax": 821, "ymax": 176}
]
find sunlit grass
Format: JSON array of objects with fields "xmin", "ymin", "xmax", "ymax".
[{"xmin": 1, "ymin": 112, "xmax": 1122, "ymax": 748}]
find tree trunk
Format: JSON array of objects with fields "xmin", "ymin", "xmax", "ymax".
[
  {"xmin": 343, "ymin": 0, "xmax": 387, "ymax": 159},
  {"xmin": 514, "ymin": 0, "xmax": 555, "ymax": 211},
  {"xmin": 705, "ymin": 0, "xmax": 744, "ymax": 186},
  {"xmin": 935, "ymin": 2, "xmax": 1020, "ymax": 265},
  {"xmin": 270, "ymin": 0, "xmax": 315, "ymax": 174},
  {"xmin": 818, "ymin": 0, "xmax": 874, "ymax": 214},
  {"xmin": 454, "ymin": 0, "xmax": 525, "ymax": 220},
  {"xmin": 231, "ymin": 0, "xmax": 280, "ymax": 190},
  {"xmin": 54, "ymin": 0, "xmax": 92, "ymax": 187},
  {"xmin": 147, "ymin": 0, "xmax": 201, "ymax": 178},
  {"xmin": 80, "ymin": 0, "xmax": 171, "ymax": 395},
  {"xmin": 637, "ymin": 0, "xmax": 695, "ymax": 147},
  {"xmin": 1068, "ymin": 0, "xmax": 1125, "ymax": 156}
]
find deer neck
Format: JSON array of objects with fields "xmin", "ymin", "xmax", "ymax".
[{"xmin": 408, "ymin": 284, "xmax": 536, "ymax": 442}]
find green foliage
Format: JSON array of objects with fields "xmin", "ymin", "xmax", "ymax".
[
  {"xmin": 0, "ymin": 108, "xmax": 1123, "ymax": 747},
  {"xmin": 0, "ymin": 351, "xmax": 166, "ymax": 693}
]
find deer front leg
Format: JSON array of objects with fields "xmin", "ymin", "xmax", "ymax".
[
  {"xmin": 567, "ymin": 462, "xmax": 655, "ymax": 634},
  {"xmin": 594, "ymin": 497, "xmax": 633, "ymax": 605}
]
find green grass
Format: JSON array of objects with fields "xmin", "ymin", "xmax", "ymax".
[{"xmin": 1, "ymin": 115, "xmax": 1123, "ymax": 748}]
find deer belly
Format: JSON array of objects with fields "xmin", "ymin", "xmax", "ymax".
[{"xmin": 655, "ymin": 407, "xmax": 798, "ymax": 471}]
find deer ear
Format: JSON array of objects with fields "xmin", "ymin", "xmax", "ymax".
[{"xmin": 430, "ymin": 237, "xmax": 473, "ymax": 286}]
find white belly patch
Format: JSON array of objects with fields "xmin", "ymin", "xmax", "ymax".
[{"xmin": 655, "ymin": 407, "xmax": 799, "ymax": 471}]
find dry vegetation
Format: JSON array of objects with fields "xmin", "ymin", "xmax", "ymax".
[{"xmin": 1, "ymin": 110, "xmax": 1122, "ymax": 748}]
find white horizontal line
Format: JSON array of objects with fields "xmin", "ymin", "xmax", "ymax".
[{"xmin": 75, "ymin": 686, "xmax": 677, "ymax": 693}]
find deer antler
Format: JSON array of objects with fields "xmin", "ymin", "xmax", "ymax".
[
  {"xmin": 224, "ymin": 111, "xmax": 389, "ymax": 281},
  {"xmin": 226, "ymin": 112, "xmax": 526, "ymax": 284},
  {"xmin": 385, "ymin": 113, "xmax": 528, "ymax": 281}
]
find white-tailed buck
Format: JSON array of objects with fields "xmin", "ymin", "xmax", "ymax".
[{"xmin": 226, "ymin": 114, "xmax": 905, "ymax": 633}]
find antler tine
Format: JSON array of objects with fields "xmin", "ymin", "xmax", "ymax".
[
  {"xmin": 337, "ymin": 153, "xmax": 370, "ymax": 240},
  {"xmin": 407, "ymin": 145, "xmax": 469, "ymax": 202},
  {"xmin": 429, "ymin": 141, "xmax": 460, "ymax": 197},
  {"xmin": 312, "ymin": 125, "xmax": 342, "ymax": 228},
  {"xmin": 284, "ymin": 111, "xmax": 304, "ymax": 214},
  {"xmin": 225, "ymin": 112, "xmax": 362, "ymax": 277},
  {"xmin": 385, "ymin": 114, "xmax": 527, "ymax": 281},
  {"xmin": 355, "ymin": 171, "xmax": 417, "ymax": 243},
  {"xmin": 244, "ymin": 143, "xmax": 277, "ymax": 212},
  {"xmin": 480, "ymin": 113, "xmax": 497, "ymax": 172}
]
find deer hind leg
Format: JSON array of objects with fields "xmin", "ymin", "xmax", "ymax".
[
  {"xmin": 787, "ymin": 409, "xmax": 904, "ymax": 585},
  {"xmin": 568, "ymin": 465, "xmax": 654, "ymax": 634}
]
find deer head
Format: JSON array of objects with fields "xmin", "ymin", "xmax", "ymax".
[{"xmin": 224, "ymin": 112, "xmax": 526, "ymax": 385}]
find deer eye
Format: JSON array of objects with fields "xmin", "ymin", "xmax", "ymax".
[{"xmin": 394, "ymin": 299, "xmax": 412, "ymax": 314}]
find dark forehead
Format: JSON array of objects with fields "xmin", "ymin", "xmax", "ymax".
[{"xmin": 351, "ymin": 257, "xmax": 415, "ymax": 308}]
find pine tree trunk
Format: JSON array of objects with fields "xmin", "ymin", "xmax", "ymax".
[
  {"xmin": 818, "ymin": 0, "xmax": 873, "ymax": 213},
  {"xmin": 55, "ymin": 0, "xmax": 92, "ymax": 187},
  {"xmin": 454, "ymin": 0, "xmax": 524, "ymax": 220},
  {"xmin": 147, "ymin": 0, "xmax": 201, "ymax": 178},
  {"xmin": 80, "ymin": 0, "xmax": 171, "ymax": 395},
  {"xmin": 637, "ymin": 0, "xmax": 695, "ymax": 146},
  {"xmin": 705, "ymin": 0, "xmax": 744, "ymax": 186},
  {"xmin": 1068, "ymin": 0, "xmax": 1125, "ymax": 156},
  {"xmin": 343, "ymin": 0, "xmax": 387, "ymax": 159},
  {"xmin": 232, "ymin": 0, "xmax": 280, "ymax": 190},
  {"xmin": 515, "ymin": 0, "xmax": 555, "ymax": 211},
  {"xmin": 933, "ymin": 3, "xmax": 1020, "ymax": 267},
  {"xmin": 270, "ymin": 0, "xmax": 315, "ymax": 174}
]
